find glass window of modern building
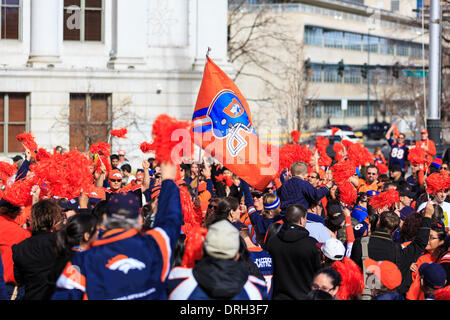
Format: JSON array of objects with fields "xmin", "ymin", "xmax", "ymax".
[
  {"xmin": 344, "ymin": 32, "xmax": 362, "ymax": 51},
  {"xmin": 304, "ymin": 26, "xmax": 323, "ymax": 46},
  {"xmin": 396, "ymin": 41, "xmax": 410, "ymax": 56},
  {"xmin": 344, "ymin": 66, "xmax": 361, "ymax": 84},
  {"xmin": 324, "ymin": 66, "xmax": 341, "ymax": 83},
  {"xmin": 363, "ymin": 35, "xmax": 379, "ymax": 53},
  {"xmin": 379, "ymin": 38, "xmax": 395, "ymax": 55},
  {"xmin": 323, "ymin": 29, "xmax": 343, "ymax": 49}
]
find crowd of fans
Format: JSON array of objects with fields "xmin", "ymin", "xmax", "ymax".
[{"xmin": 0, "ymin": 123, "xmax": 449, "ymax": 301}]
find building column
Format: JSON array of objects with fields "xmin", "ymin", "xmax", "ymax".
[
  {"xmin": 192, "ymin": 0, "xmax": 229, "ymax": 71},
  {"xmin": 107, "ymin": 0, "xmax": 147, "ymax": 70},
  {"xmin": 27, "ymin": 0, "xmax": 62, "ymax": 67}
]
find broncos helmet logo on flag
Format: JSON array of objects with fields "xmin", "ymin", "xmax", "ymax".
[
  {"xmin": 192, "ymin": 55, "xmax": 276, "ymax": 191},
  {"xmin": 207, "ymin": 89, "xmax": 256, "ymax": 156}
]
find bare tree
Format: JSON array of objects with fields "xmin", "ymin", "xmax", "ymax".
[{"xmin": 228, "ymin": 0, "xmax": 312, "ymax": 140}]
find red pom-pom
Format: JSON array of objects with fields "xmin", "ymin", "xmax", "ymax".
[
  {"xmin": 278, "ymin": 143, "xmax": 313, "ymax": 174},
  {"xmin": 181, "ymin": 225, "xmax": 208, "ymax": 268},
  {"xmin": 425, "ymin": 172, "xmax": 447, "ymax": 194},
  {"xmin": 291, "ymin": 130, "xmax": 301, "ymax": 143},
  {"xmin": 89, "ymin": 142, "xmax": 111, "ymax": 157},
  {"xmin": 30, "ymin": 150, "xmax": 94, "ymax": 200},
  {"xmin": 338, "ymin": 180, "xmax": 357, "ymax": 207},
  {"xmin": 408, "ymin": 147, "xmax": 428, "ymax": 166},
  {"xmin": 434, "ymin": 285, "xmax": 450, "ymax": 300},
  {"xmin": 216, "ymin": 174, "xmax": 233, "ymax": 187},
  {"xmin": 346, "ymin": 143, "xmax": 374, "ymax": 167},
  {"xmin": 331, "ymin": 160, "xmax": 356, "ymax": 185},
  {"xmin": 17, "ymin": 132, "xmax": 38, "ymax": 153},
  {"xmin": 3, "ymin": 175, "xmax": 39, "ymax": 207},
  {"xmin": 369, "ymin": 189, "xmax": 400, "ymax": 209},
  {"xmin": 332, "ymin": 257, "xmax": 364, "ymax": 300},
  {"xmin": 140, "ymin": 142, "xmax": 153, "ymax": 154},
  {"xmin": 36, "ymin": 148, "xmax": 52, "ymax": 162},
  {"xmin": 142, "ymin": 114, "xmax": 193, "ymax": 164},
  {"xmin": 375, "ymin": 162, "xmax": 389, "ymax": 175},
  {"xmin": 0, "ymin": 161, "xmax": 17, "ymax": 183},
  {"xmin": 110, "ymin": 127, "xmax": 128, "ymax": 139},
  {"xmin": 331, "ymin": 127, "xmax": 340, "ymax": 136}
]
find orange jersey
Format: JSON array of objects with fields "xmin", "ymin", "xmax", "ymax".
[{"xmin": 357, "ymin": 178, "xmax": 383, "ymax": 194}]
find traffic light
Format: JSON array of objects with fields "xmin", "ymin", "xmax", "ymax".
[
  {"xmin": 361, "ymin": 63, "xmax": 368, "ymax": 79},
  {"xmin": 337, "ymin": 59, "xmax": 344, "ymax": 77},
  {"xmin": 393, "ymin": 62, "xmax": 400, "ymax": 78}
]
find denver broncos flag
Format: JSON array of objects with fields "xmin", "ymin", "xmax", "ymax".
[{"xmin": 192, "ymin": 56, "xmax": 276, "ymax": 191}]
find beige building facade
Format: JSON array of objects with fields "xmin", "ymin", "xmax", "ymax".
[{"xmin": 230, "ymin": 0, "xmax": 429, "ymax": 142}]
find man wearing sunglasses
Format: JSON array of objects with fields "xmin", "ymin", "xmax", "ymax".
[{"xmin": 357, "ymin": 164, "xmax": 383, "ymax": 194}]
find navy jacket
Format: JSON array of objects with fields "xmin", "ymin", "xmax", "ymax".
[{"xmin": 278, "ymin": 177, "xmax": 329, "ymax": 210}]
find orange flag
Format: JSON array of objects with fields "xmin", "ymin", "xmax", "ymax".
[{"xmin": 192, "ymin": 56, "xmax": 276, "ymax": 190}]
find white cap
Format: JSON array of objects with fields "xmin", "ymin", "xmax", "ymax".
[{"xmin": 321, "ymin": 238, "xmax": 345, "ymax": 261}]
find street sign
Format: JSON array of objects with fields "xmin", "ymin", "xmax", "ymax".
[{"xmin": 402, "ymin": 69, "xmax": 428, "ymax": 78}]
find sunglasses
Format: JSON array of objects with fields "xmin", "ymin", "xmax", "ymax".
[
  {"xmin": 208, "ymin": 204, "xmax": 217, "ymax": 210},
  {"xmin": 110, "ymin": 179, "xmax": 122, "ymax": 182}
]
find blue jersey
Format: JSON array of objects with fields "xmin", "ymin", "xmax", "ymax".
[
  {"xmin": 166, "ymin": 267, "xmax": 268, "ymax": 300},
  {"xmin": 248, "ymin": 247, "xmax": 273, "ymax": 299},
  {"xmin": 388, "ymin": 138, "xmax": 409, "ymax": 171},
  {"xmin": 52, "ymin": 179, "xmax": 183, "ymax": 300}
]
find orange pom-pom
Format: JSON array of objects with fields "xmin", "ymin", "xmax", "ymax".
[
  {"xmin": 338, "ymin": 180, "xmax": 357, "ymax": 207},
  {"xmin": 425, "ymin": 172, "xmax": 447, "ymax": 194},
  {"xmin": 0, "ymin": 161, "xmax": 17, "ymax": 183},
  {"xmin": 142, "ymin": 114, "xmax": 193, "ymax": 164},
  {"xmin": 369, "ymin": 189, "xmax": 400, "ymax": 209},
  {"xmin": 331, "ymin": 160, "xmax": 356, "ymax": 185},
  {"xmin": 375, "ymin": 162, "xmax": 389, "ymax": 175},
  {"xmin": 89, "ymin": 142, "xmax": 111, "ymax": 157},
  {"xmin": 291, "ymin": 130, "xmax": 301, "ymax": 143},
  {"xmin": 17, "ymin": 132, "xmax": 38, "ymax": 153},
  {"xmin": 333, "ymin": 257, "xmax": 364, "ymax": 300},
  {"xmin": 181, "ymin": 225, "xmax": 208, "ymax": 268},
  {"xmin": 434, "ymin": 285, "xmax": 450, "ymax": 300},
  {"xmin": 331, "ymin": 127, "xmax": 340, "ymax": 136},
  {"xmin": 110, "ymin": 127, "xmax": 128, "ymax": 139},
  {"xmin": 408, "ymin": 147, "xmax": 428, "ymax": 166}
]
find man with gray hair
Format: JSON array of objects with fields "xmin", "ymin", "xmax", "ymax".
[{"xmin": 279, "ymin": 161, "xmax": 333, "ymax": 210}]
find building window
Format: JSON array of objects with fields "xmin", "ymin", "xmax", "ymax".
[
  {"xmin": 1, "ymin": 0, "xmax": 20, "ymax": 39},
  {"xmin": 0, "ymin": 93, "xmax": 29, "ymax": 153},
  {"xmin": 344, "ymin": 67, "xmax": 361, "ymax": 84},
  {"xmin": 69, "ymin": 93, "xmax": 111, "ymax": 152},
  {"xmin": 396, "ymin": 41, "xmax": 409, "ymax": 56},
  {"xmin": 306, "ymin": 103, "xmax": 322, "ymax": 118},
  {"xmin": 304, "ymin": 26, "xmax": 323, "ymax": 46},
  {"xmin": 379, "ymin": 38, "xmax": 395, "ymax": 55},
  {"xmin": 324, "ymin": 66, "xmax": 341, "ymax": 83},
  {"xmin": 323, "ymin": 101, "xmax": 342, "ymax": 118},
  {"xmin": 64, "ymin": 0, "xmax": 103, "ymax": 41},
  {"xmin": 363, "ymin": 35, "xmax": 378, "ymax": 53},
  {"xmin": 306, "ymin": 65, "xmax": 322, "ymax": 82},
  {"xmin": 344, "ymin": 32, "xmax": 362, "ymax": 51},
  {"xmin": 344, "ymin": 101, "xmax": 361, "ymax": 117},
  {"xmin": 391, "ymin": 0, "xmax": 400, "ymax": 11},
  {"xmin": 410, "ymin": 43, "xmax": 422, "ymax": 58},
  {"xmin": 323, "ymin": 30, "xmax": 343, "ymax": 49}
]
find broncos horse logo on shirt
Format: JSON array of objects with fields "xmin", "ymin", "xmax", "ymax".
[{"xmin": 106, "ymin": 254, "xmax": 146, "ymax": 274}]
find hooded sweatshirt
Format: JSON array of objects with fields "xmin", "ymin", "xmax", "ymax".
[{"xmin": 265, "ymin": 222, "xmax": 321, "ymax": 300}]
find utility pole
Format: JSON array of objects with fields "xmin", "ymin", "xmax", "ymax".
[{"xmin": 427, "ymin": 0, "xmax": 442, "ymax": 156}]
